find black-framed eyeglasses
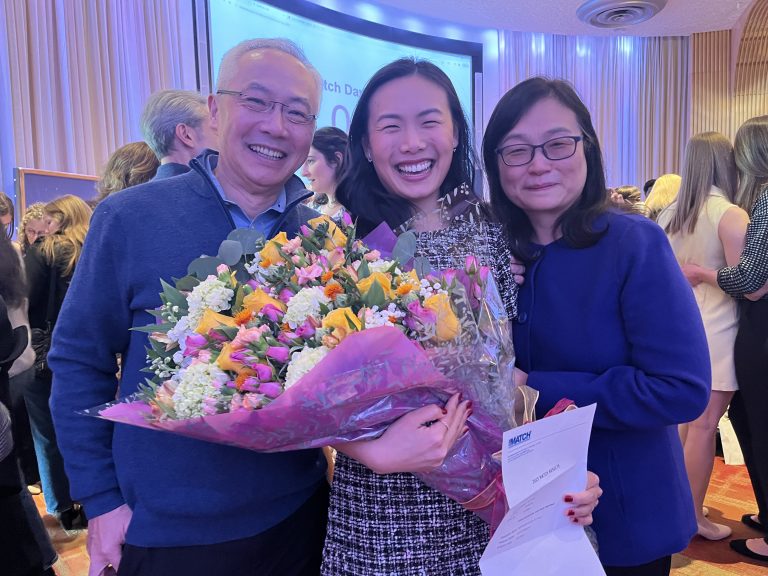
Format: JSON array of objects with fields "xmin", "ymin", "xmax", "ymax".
[
  {"xmin": 496, "ymin": 136, "xmax": 583, "ymax": 167},
  {"xmin": 217, "ymin": 90, "xmax": 317, "ymax": 125}
]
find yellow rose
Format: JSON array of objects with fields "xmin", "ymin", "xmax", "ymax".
[
  {"xmin": 321, "ymin": 307, "xmax": 361, "ymax": 346},
  {"xmin": 258, "ymin": 231, "xmax": 289, "ymax": 264},
  {"xmin": 356, "ymin": 272, "xmax": 394, "ymax": 299},
  {"xmin": 195, "ymin": 309, "xmax": 238, "ymax": 335},
  {"xmin": 216, "ymin": 342, "xmax": 248, "ymax": 374},
  {"xmin": 242, "ymin": 289, "xmax": 286, "ymax": 314},
  {"xmin": 308, "ymin": 215, "xmax": 347, "ymax": 251},
  {"xmin": 424, "ymin": 293, "xmax": 461, "ymax": 341}
]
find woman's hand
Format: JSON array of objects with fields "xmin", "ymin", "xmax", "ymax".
[
  {"xmin": 746, "ymin": 277, "xmax": 768, "ymax": 301},
  {"xmin": 335, "ymin": 393, "xmax": 471, "ymax": 475},
  {"xmin": 563, "ymin": 471, "xmax": 602, "ymax": 526},
  {"xmin": 510, "ymin": 256, "xmax": 526, "ymax": 285},
  {"xmin": 680, "ymin": 263, "xmax": 719, "ymax": 288}
]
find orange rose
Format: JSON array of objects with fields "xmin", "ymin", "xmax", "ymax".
[
  {"xmin": 258, "ymin": 231, "xmax": 289, "ymax": 264},
  {"xmin": 194, "ymin": 309, "xmax": 237, "ymax": 335},
  {"xmin": 356, "ymin": 272, "xmax": 394, "ymax": 299},
  {"xmin": 308, "ymin": 215, "xmax": 347, "ymax": 251},
  {"xmin": 242, "ymin": 289, "xmax": 286, "ymax": 314}
]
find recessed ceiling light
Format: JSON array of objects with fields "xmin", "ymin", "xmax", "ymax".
[{"xmin": 576, "ymin": 0, "xmax": 668, "ymax": 28}]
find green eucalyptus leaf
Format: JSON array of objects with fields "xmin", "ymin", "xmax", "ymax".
[
  {"xmin": 362, "ymin": 280, "xmax": 386, "ymax": 309},
  {"xmin": 173, "ymin": 275, "xmax": 201, "ymax": 292},
  {"xmin": 227, "ymin": 228, "xmax": 265, "ymax": 254},
  {"xmin": 413, "ymin": 257, "xmax": 433, "ymax": 279},
  {"xmin": 187, "ymin": 256, "xmax": 224, "ymax": 279},
  {"xmin": 392, "ymin": 231, "xmax": 417, "ymax": 264},
  {"xmin": 357, "ymin": 258, "xmax": 371, "ymax": 280},
  {"xmin": 217, "ymin": 240, "xmax": 244, "ymax": 266},
  {"xmin": 160, "ymin": 279, "xmax": 187, "ymax": 309}
]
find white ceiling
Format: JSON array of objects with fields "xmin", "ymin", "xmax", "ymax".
[{"xmin": 356, "ymin": 0, "xmax": 756, "ymax": 36}]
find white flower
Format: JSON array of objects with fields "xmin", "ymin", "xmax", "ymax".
[
  {"xmin": 167, "ymin": 315, "xmax": 193, "ymax": 346},
  {"xmin": 171, "ymin": 363, "xmax": 229, "ymax": 419},
  {"xmin": 364, "ymin": 303, "xmax": 406, "ymax": 328},
  {"xmin": 285, "ymin": 346, "xmax": 330, "ymax": 388},
  {"xmin": 284, "ymin": 286, "xmax": 330, "ymax": 328},
  {"xmin": 245, "ymin": 254, "xmax": 262, "ymax": 274},
  {"xmin": 368, "ymin": 259, "xmax": 397, "ymax": 274},
  {"xmin": 418, "ymin": 278, "xmax": 447, "ymax": 299},
  {"xmin": 186, "ymin": 275, "xmax": 235, "ymax": 327}
]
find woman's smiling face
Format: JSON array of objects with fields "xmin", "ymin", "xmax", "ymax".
[
  {"xmin": 363, "ymin": 74, "xmax": 458, "ymax": 215},
  {"xmin": 497, "ymin": 97, "xmax": 587, "ymax": 232}
]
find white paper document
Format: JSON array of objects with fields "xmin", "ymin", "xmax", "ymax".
[{"xmin": 479, "ymin": 404, "xmax": 605, "ymax": 576}]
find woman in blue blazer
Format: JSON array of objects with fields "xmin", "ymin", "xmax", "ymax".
[{"xmin": 482, "ymin": 78, "xmax": 710, "ymax": 576}]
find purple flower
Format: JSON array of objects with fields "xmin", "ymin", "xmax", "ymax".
[
  {"xmin": 278, "ymin": 332, "xmax": 297, "ymax": 345},
  {"xmin": 266, "ymin": 346, "xmax": 290, "ymax": 363},
  {"xmin": 240, "ymin": 377, "xmax": 260, "ymax": 392},
  {"xmin": 465, "ymin": 255, "xmax": 480, "ymax": 275},
  {"xmin": 341, "ymin": 211, "xmax": 353, "ymax": 227},
  {"xmin": 278, "ymin": 288, "xmax": 295, "ymax": 303},
  {"xmin": 300, "ymin": 224, "xmax": 312, "ymax": 236},
  {"xmin": 407, "ymin": 300, "xmax": 437, "ymax": 325},
  {"xmin": 251, "ymin": 363, "xmax": 274, "ymax": 381},
  {"xmin": 183, "ymin": 334, "xmax": 208, "ymax": 356},
  {"xmin": 295, "ymin": 320, "xmax": 316, "ymax": 338},
  {"xmin": 260, "ymin": 303, "xmax": 284, "ymax": 322},
  {"xmin": 258, "ymin": 381, "xmax": 283, "ymax": 399}
]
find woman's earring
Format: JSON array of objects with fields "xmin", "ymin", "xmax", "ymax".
[
  {"xmin": 366, "ymin": 155, "xmax": 373, "ymax": 163},
  {"xmin": 453, "ymin": 148, "xmax": 457, "ymax": 153}
]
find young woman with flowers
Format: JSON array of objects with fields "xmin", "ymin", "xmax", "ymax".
[{"xmin": 319, "ymin": 59, "xmax": 601, "ymax": 576}]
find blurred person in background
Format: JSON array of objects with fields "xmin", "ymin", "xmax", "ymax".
[
  {"xmin": 92, "ymin": 141, "xmax": 159, "ymax": 204},
  {"xmin": 302, "ymin": 126, "xmax": 348, "ymax": 219},
  {"xmin": 644, "ymin": 173, "xmax": 682, "ymax": 221},
  {"xmin": 141, "ymin": 89, "xmax": 218, "ymax": 180},
  {"xmin": 682, "ymin": 115, "xmax": 768, "ymax": 562},
  {"xmin": 657, "ymin": 132, "xmax": 747, "ymax": 542},
  {"xmin": 19, "ymin": 203, "xmax": 48, "ymax": 255},
  {"xmin": 24, "ymin": 195, "xmax": 92, "ymax": 532}
]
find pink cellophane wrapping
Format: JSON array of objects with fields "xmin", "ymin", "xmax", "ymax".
[{"xmin": 93, "ymin": 325, "xmax": 508, "ymax": 526}]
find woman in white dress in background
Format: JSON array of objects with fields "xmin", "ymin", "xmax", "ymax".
[{"xmin": 657, "ymin": 131, "xmax": 749, "ymax": 541}]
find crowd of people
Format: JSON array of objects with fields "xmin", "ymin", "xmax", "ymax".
[{"xmin": 0, "ymin": 36, "xmax": 766, "ymax": 576}]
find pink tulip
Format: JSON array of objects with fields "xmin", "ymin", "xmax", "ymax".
[
  {"xmin": 183, "ymin": 334, "xmax": 208, "ymax": 356},
  {"xmin": 266, "ymin": 346, "xmax": 291, "ymax": 363},
  {"xmin": 258, "ymin": 381, "xmax": 283, "ymax": 399},
  {"xmin": 465, "ymin": 255, "xmax": 480, "ymax": 275},
  {"xmin": 407, "ymin": 301, "xmax": 437, "ymax": 325},
  {"xmin": 341, "ymin": 211, "xmax": 353, "ymax": 227},
  {"xmin": 296, "ymin": 320, "xmax": 316, "ymax": 338},
  {"xmin": 240, "ymin": 377, "xmax": 260, "ymax": 392},
  {"xmin": 278, "ymin": 288, "xmax": 295, "ymax": 303},
  {"xmin": 250, "ymin": 363, "xmax": 274, "ymax": 381},
  {"xmin": 260, "ymin": 303, "xmax": 284, "ymax": 322}
]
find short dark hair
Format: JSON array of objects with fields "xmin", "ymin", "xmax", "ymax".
[
  {"xmin": 643, "ymin": 178, "xmax": 656, "ymax": 195},
  {"xmin": 482, "ymin": 77, "xmax": 609, "ymax": 261},
  {"xmin": 336, "ymin": 58, "xmax": 474, "ymax": 234},
  {"xmin": 312, "ymin": 126, "xmax": 348, "ymax": 181}
]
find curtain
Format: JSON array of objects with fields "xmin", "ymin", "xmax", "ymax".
[
  {"xmin": 496, "ymin": 31, "xmax": 690, "ymax": 189},
  {"xmin": 0, "ymin": 0, "xmax": 196, "ymax": 205}
]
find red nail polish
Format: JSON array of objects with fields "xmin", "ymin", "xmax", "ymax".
[
  {"xmin": 567, "ymin": 510, "xmax": 575, "ymax": 517},
  {"xmin": 442, "ymin": 408, "xmax": 448, "ymax": 415},
  {"xmin": 564, "ymin": 495, "xmax": 573, "ymax": 503},
  {"xmin": 467, "ymin": 401, "xmax": 473, "ymax": 410},
  {"xmin": 571, "ymin": 517, "xmax": 579, "ymax": 524}
]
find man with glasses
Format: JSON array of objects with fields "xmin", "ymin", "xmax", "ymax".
[{"xmin": 49, "ymin": 39, "xmax": 327, "ymax": 576}]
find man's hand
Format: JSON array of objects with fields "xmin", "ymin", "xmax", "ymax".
[{"xmin": 87, "ymin": 504, "xmax": 133, "ymax": 576}]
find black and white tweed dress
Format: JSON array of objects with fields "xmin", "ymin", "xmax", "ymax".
[{"xmin": 320, "ymin": 203, "xmax": 518, "ymax": 576}]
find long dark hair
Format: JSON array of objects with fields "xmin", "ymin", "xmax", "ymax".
[
  {"xmin": 336, "ymin": 58, "xmax": 475, "ymax": 234},
  {"xmin": 482, "ymin": 77, "xmax": 609, "ymax": 262},
  {"xmin": 310, "ymin": 126, "xmax": 349, "ymax": 206},
  {"xmin": 0, "ymin": 235, "xmax": 26, "ymax": 308}
]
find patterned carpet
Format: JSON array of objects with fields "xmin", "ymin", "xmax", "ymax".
[
  {"xmin": 672, "ymin": 458, "xmax": 768, "ymax": 575},
  {"xmin": 34, "ymin": 458, "xmax": 767, "ymax": 575}
]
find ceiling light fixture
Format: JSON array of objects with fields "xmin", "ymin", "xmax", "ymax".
[{"xmin": 576, "ymin": 0, "xmax": 668, "ymax": 28}]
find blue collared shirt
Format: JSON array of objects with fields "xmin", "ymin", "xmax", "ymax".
[{"xmin": 203, "ymin": 154, "xmax": 286, "ymax": 233}]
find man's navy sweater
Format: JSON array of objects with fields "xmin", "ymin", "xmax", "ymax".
[{"xmin": 49, "ymin": 154, "xmax": 326, "ymax": 547}]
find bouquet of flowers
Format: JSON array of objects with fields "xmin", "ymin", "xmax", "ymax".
[{"xmin": 91, "ymin": 215, "xmax": 533, "ymax": 526}]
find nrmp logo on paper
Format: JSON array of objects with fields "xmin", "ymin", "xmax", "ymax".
[{"xmin": 507, "ymin": 431, "xmax": 532, "ymax": 447}]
